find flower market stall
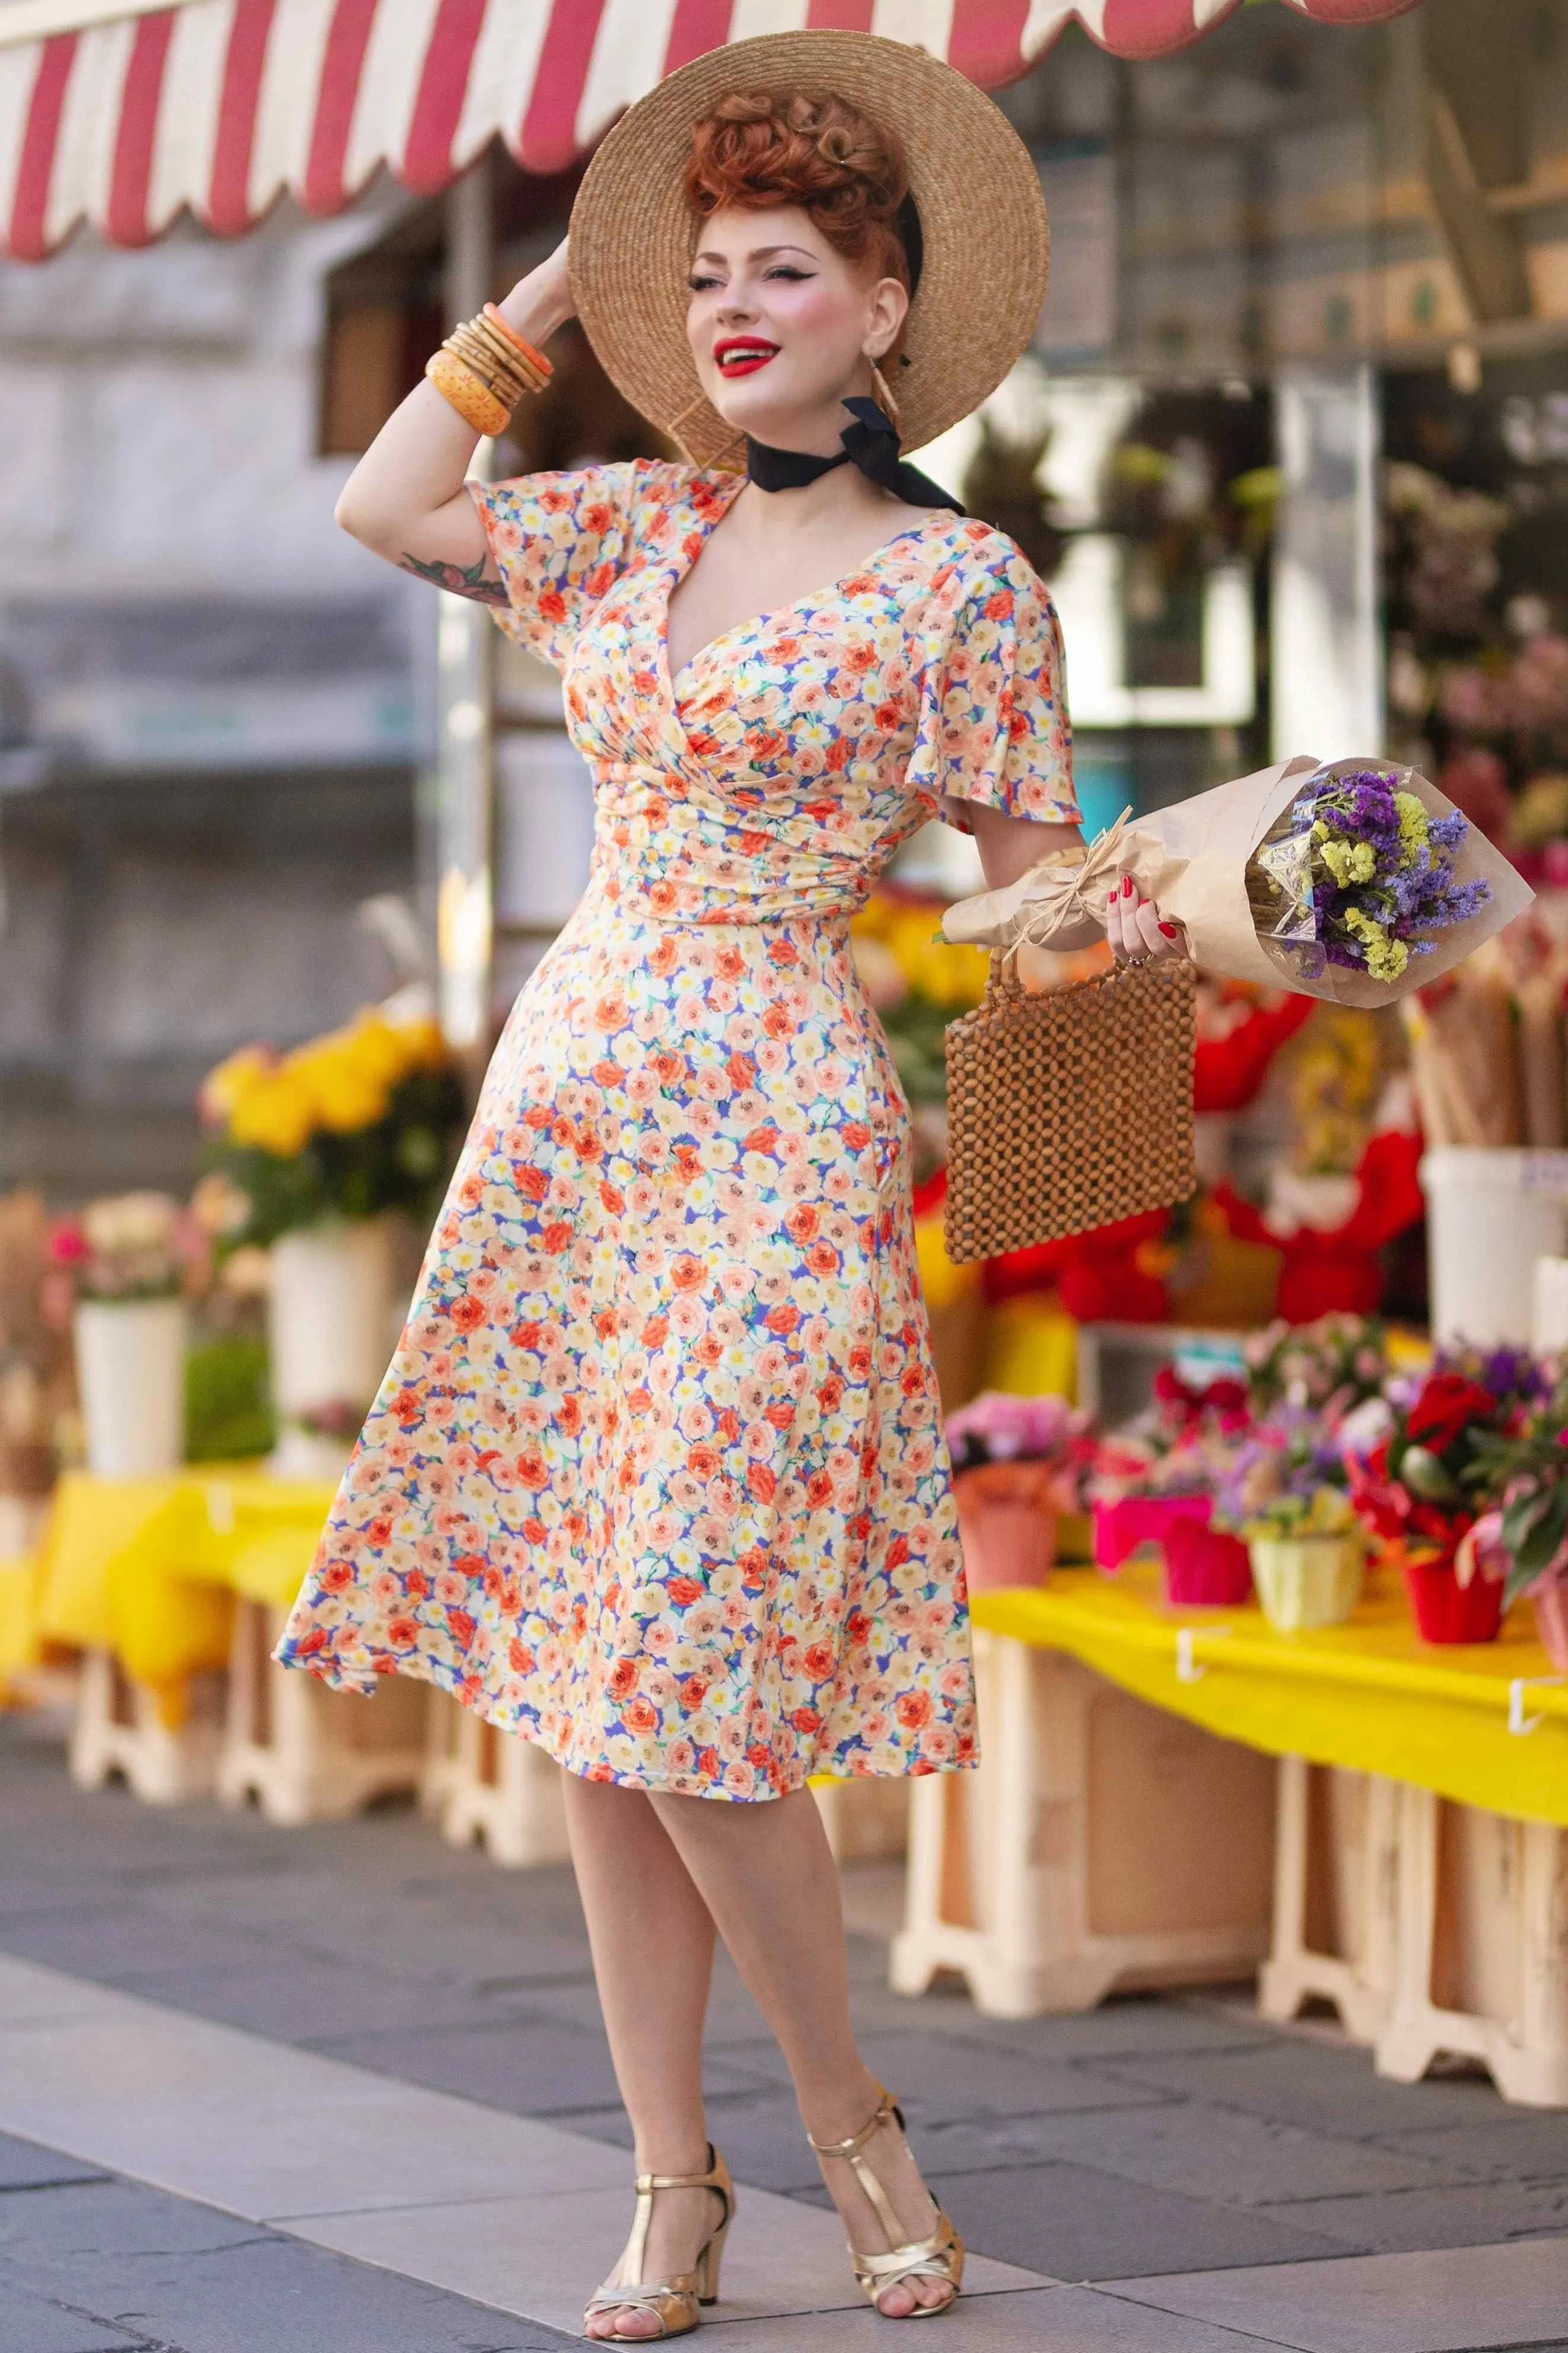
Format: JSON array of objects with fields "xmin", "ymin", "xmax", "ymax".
[{"xmin": 899, "ymin": 1313, "xmax": 1568, "ymax": 2106}]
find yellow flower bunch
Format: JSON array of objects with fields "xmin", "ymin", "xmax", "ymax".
[{"xmin": 202, "ymin": 1010, "xmax": 447, "ymax": 1161}]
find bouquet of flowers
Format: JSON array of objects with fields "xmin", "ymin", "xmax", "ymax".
[
  {"xmin": 49, "ymin": 1192, "xmax": 196, "ymax": 1303},
  {"xmin": 945, "ymin": 1389, "xmax": 1084, "ymax": 1475},
  {"xmin": 943, "ymin": 755, "xmax": 1529, "ymax": 1008},
  {"xmin": 1242, "ymin": 1313, "xmax": 1389, "ymax": 1420},
  {"xmin": 200, "ymin": 1008, "xmax": 463, "ymax": 1248},
  {"xmin": 1247, "ymin": 763, "xmax": 1489, "ymax": 987}
]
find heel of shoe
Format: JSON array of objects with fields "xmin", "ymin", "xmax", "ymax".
[{"xmin": 694, "ymin": 2214, "xmax": 729, "ymax": 2306}]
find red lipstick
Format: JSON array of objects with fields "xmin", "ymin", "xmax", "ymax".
[{"xmin": 714, "ymin": 336, "xmax": 780, "ymax": 377}]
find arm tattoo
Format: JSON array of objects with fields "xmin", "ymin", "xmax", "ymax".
[{"xmin": 398, "ymin": 550, "xmax": 510, "ymax": 606}]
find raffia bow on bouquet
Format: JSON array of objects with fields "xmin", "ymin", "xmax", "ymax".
[
  {"xmin": 937, "ymin": 757, "xmax": 1534, "ymax": 1262},
  {"xmin": 942, "ymin": 755, "xmax": 1532, "ymax": 1004}
]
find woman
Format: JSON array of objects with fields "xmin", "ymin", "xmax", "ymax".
[{"xmin": 278, "ymin": 31, "xmax": 1182, "ymax": 2340}]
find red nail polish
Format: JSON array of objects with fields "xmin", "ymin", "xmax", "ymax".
[
  {"xmin": 1106, "ymin": 891, "xmax": 1116, "ymax": 905},
  {"xmin": 1159, "ymin": 922, "xmax": 1179, "ymax": 938},
  {"xmin": 1121, "ymin": 875, "xmax": 1134, "ymax": 897}
]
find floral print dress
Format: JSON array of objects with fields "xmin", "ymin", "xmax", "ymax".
[{"xmin": 276, "ymin": 459, "xmax": 1077, "ymax": 1799}]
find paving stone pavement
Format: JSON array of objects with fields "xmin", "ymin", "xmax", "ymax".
[{"xmin": 2, "ymin": 1709, "xmax": 1567, "ymax": 2350}]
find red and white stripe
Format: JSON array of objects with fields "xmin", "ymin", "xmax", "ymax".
[{"xmin": 0, "ymin": 0, "xmax": 1422, "ymax": 261}]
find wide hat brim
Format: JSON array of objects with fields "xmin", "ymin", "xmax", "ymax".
[{"xmin": 568, "ymin": 30, "xmax": 1049, "ymax": 469}]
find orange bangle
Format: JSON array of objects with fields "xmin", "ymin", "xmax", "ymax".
[
  {"xmin": 425, "ymin": 347, "xmax": 510, "ymax": 436},
  {"xmin": 484, "ymin": 303, "xmax": 554, "ymax": 382}
]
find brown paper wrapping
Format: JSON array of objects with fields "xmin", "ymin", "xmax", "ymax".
[
  {"xmin": 1516, "ymin": 971, "xmax": 1566, "ymax": 1148},
  {"xmin": 1401, "ymin": 975, "xmax": 1521, "ymax": 1148},
  {"xmin": 943, "ymin": 756, "xmax": 1535, "ymax": 1008}
]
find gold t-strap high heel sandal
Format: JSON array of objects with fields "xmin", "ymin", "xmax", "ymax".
[
  {"xmin": 582, "ymin": 2144, "xmax": 734, "ymax": 2341},
  {"xmin": 809, "ymin": 2084, "xmax": 963, "ymax": 2318}
]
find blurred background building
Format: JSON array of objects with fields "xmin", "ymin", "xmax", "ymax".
[{"xmin": 1, "ymin": 0, "xmax": 1561, "ymax": 1204}]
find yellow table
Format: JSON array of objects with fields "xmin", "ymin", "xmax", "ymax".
[
  {"xmin": 974, "ymin": 1561, "xmax": 1568, "ymax": 1829},
  {"xmin": 34, "ymin": 1468, "xmax": 336, "ymax": 1711}
]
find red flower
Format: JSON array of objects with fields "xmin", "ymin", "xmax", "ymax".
[{"xmin": 1406, "ymin": 1371, "xmax": 1498, "ymax": 1456}]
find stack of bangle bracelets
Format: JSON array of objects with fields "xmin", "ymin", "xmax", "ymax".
[{"xmin": 425, "ymin": 303, "xmax": 554, "ymax": 436}]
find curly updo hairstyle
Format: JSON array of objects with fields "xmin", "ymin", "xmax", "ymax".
[{"xmin": 683, "ymin": 90, "xmax": 914, "ymax": 313}]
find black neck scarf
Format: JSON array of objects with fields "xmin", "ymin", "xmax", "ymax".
[{"xmin": 746, "ymin": 395, "xmax": 964, "ymax": 516}]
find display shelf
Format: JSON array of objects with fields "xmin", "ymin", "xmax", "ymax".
[{"xmin": 974, "ymin": 1564, "xmax": 1568, "ymax": 1827}]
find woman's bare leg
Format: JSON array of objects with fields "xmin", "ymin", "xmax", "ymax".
[
  {"xmin": 648, "ymin": 1785, "xmax": 954, "ymax": 2317},
  {"xmin": 562, "ymin": 1775, "xmax": 723, "ymax": 2341}
]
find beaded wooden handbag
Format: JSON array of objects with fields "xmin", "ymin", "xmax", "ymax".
[{"xmin": 943, "ymin": 954, "xmax": 1198, "ymax": 1263}]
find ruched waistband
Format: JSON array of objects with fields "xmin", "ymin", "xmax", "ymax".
[{"xmin": 589, "ymin": 846, "xmax": 869, "ymax": 929}]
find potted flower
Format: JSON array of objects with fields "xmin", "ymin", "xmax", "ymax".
[
  {"xmin": 945, "ymin": 1391, "xmax": 1083, "ymax": 1593},
  {"xmin": 1347, "ymin": 1367, "xmax": 1513, "ymax": 1643},
  {"xmin": 51, "ymin": 1193, "xmax": 196, "ymax": 1476},
  {"xmin": 201, "ymin": 1006, "xmax": 462, "ymax": 1474},
  {"xmin": 1467, "ymin": 1377, "xmax": 1568, "ymax": 1668},
  {"xmin": 1219, "ymin": 1406, "xmax": 1365, "ymax": 1631},
  {"xmin": 1089, "ymin": 1362, "xmax": 1252, "ymax": 1601}
]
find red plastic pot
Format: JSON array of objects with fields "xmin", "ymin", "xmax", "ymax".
[
  {"xmin": 1402, "ymin": 1554, "xmax": 1506, "ymax": 1644},
  {"xmin": 1162, "ymin": 1514, "xmax": 1254, "ymax": 1608},
  {"xmin": 1534, "ymin": 1579, "xmax": 1568, "ymax": 1669},
  {"xmin": 1092, "ymin": 1491, "xmax": 1211, "ymax": 1571},
  {"xmin": 955, "ymin": 1462, "xmax": 1057, "ymax": 1595}
]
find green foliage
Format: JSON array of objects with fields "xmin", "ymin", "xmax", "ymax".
[{"xmin": 186, "ymin": 1336, "xmax": 274, "ymax": 1463}]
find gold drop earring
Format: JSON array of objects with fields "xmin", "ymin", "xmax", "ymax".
[{"xmin": 868, "ymin": 357, "xmax": 901, "ymax": 430}]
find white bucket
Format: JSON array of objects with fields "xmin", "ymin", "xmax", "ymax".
[
  {"xmin": 268, "ymin": 1216, "xmax": 400, "ymax": 1424},
  {"xmin": 74, "ymin": 1298, "xmax": 187, "ymax": 1476},
  {"xmin": 1536, "ymin": 1258, "xmax": 1568, "ymax": 1352},
  {"xmin": 1421, "ymin": 1148, "xmax": 1568, "ymax": 1345}
]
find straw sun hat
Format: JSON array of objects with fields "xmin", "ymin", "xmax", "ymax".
[{"xmin": 568, "ymin": 30, "xmax": 1050, "ymax": 469}]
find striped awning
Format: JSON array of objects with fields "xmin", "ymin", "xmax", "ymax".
[{"xmin": 0, "ymin": 0, "xmax": 1422, "ymax": 262}]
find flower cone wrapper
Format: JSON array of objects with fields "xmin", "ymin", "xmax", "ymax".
[{"xmin": 942, "ymin": 756, "xmax": 1534, "ymax": 1006}]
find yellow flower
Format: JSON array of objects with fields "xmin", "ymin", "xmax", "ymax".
[
  {"xmin": 1320, "ymin": 837, "xmax": 1376, "ymax": 887},
  {"xmin": 886, "ymin": 909, "xmax": 988, "ymax": 1007},
  {"xmin": 390, "ymin": 1015, "xmax": 447, "ymax": 1072},
  {"xmin": 1394, "ymin": 792, "xmax": 1430, "ymax": 862},
  {"xmin": 200, "ymin": 1044, "xmax": 274, "ymax": 1128},
  {"xmin": 290, "ymin": 1045, "xmax": 389, "ymax": 1135},
  {"xmin": 228, "ymin": 1071, "xmax": 316, "ymax": 1158}
]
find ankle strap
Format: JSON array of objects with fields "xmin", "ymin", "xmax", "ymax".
[
  {"xmin": 806, "ymin": 2081, "xmax": 899, "ymax": 2163},
  {"xmin": 633, "ymin": 2141, "xmax": 729, "ymax": 2201}
]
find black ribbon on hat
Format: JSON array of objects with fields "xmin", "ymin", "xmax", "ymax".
[{"xmin": 746, "ymin": 396, "xmax": 963, "ymax": 513}]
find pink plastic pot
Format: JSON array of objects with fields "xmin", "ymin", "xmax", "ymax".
[
  {"xmin": 955, "ymin": 1462, "xmax": 1057, "ymax": 1595},
  {"xmin": 1162, "ymin": 1514, "xmax": 1254, "ymax": 1608},
  {"xmin": 1093, "ymin": 1491, "xmax": 1212, "ymax": 1571},
  {"xmin": 1402, "ymin": 1555, "xmax": 1506, "ymax": 1645},
  {"xmin": 1534, "ymin": 1579, "xmax": 1568, "ymax": 1669}
]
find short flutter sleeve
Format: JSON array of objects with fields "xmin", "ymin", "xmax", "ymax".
[
  {"xmin": 469, "ymin": 460, "xmax": 645, "ymax": 670},
  {"xmin": 908, "ymin": 531, "xmax": 1079, "ymax": 833}
]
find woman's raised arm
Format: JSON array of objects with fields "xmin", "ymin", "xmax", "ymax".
[{"xmin": 333, "ymin": 237, "xmax": 574, "ymax": 604}]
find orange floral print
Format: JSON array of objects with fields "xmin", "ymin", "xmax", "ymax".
[{"xmin": 276, "ymin": 459, "xmax": 1077, "ymax": 1799}]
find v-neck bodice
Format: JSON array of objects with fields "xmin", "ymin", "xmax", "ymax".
[{"xmin": 471, "ymin": 456, "xmax": 1077, "ymax": 928}]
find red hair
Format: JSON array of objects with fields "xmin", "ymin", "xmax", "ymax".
[{"xmin": 684, "ymin": 90, "xmax": 911, "ymax": 293}]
